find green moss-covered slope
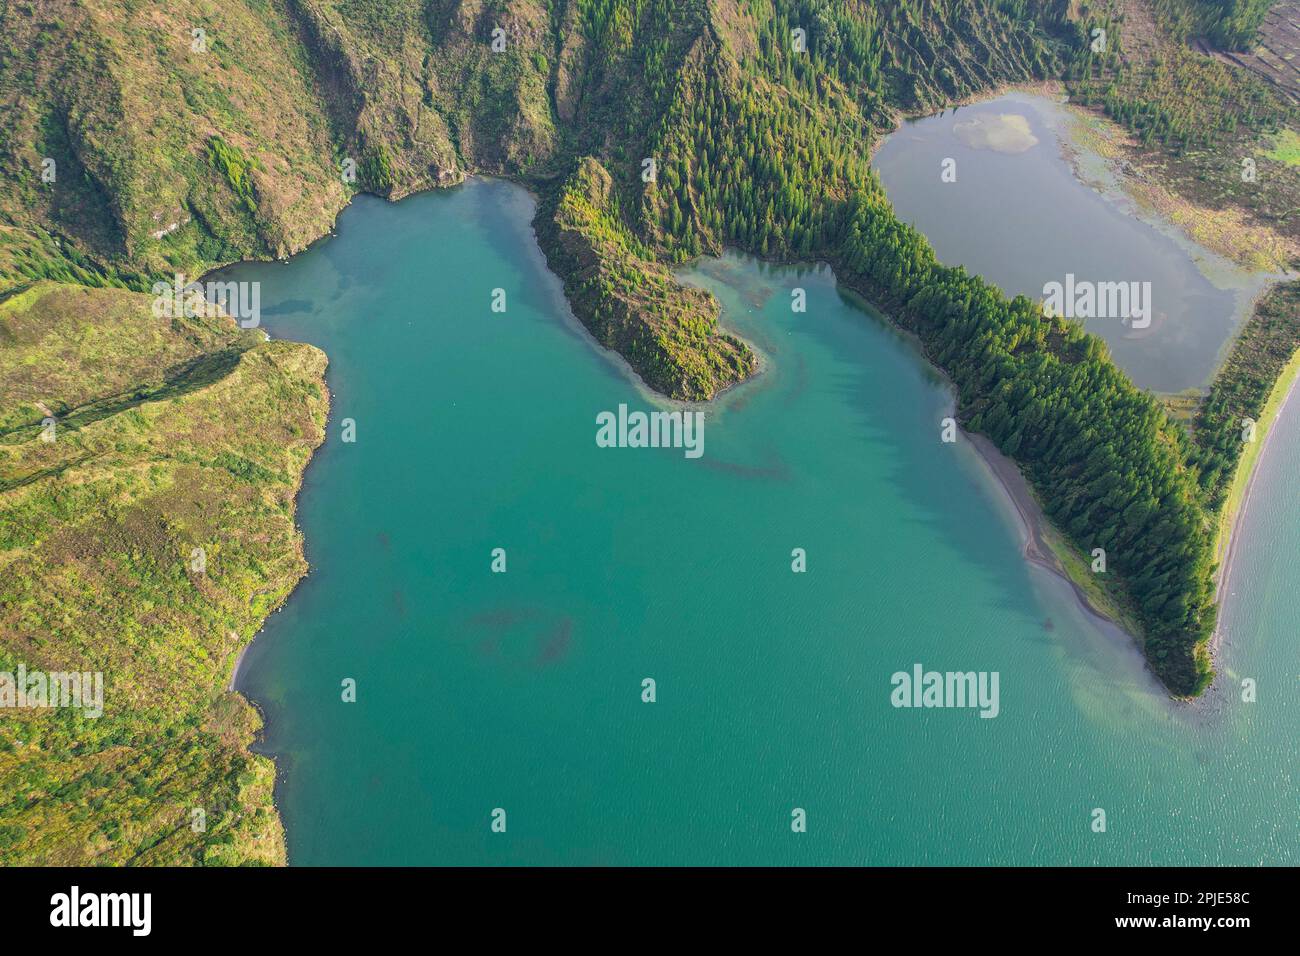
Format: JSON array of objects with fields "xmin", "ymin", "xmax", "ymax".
[{"xmin": 0, "ymin": 283, "xmax": 327, "ymax": 864}]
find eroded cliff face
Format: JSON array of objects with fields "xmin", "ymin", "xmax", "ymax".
[
  {"xmin": 0, "ymin": 0, "xmax": 566, "ymax": 279},
  {"xmin": 1, "ymin": 0, "xmax": 1074, "ymax": 283}
]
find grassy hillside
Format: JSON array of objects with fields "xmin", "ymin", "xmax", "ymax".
[
  {"xmin": 1068, "ymin": 0, "xmax": 1299, "ymax": 256},
  {"xmin": 0, "ymin": 0, "xmax": 349, "ymax": 271}
]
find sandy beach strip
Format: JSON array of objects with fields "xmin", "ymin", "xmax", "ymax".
[
  {"xmin": 1211, "ymin": 349, "xmax": 1300, "ymax": 650},
  {"xmin": 964, "ymin": 429, "xmax": 1129, "ymax": 634}
]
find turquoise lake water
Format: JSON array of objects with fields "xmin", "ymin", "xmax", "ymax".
[{"xmin": 231, "ymin": 178, "xmax": 1299, "ymax": 865}]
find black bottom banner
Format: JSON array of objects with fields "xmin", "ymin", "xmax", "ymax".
[{"xmin": 0, "ymin": 865, "xmax": 1282, "ymax": 942}]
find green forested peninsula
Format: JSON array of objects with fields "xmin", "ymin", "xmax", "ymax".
[{"xmin": 1, "ymin": 0, "xmax": 1296, "ymax": 863}]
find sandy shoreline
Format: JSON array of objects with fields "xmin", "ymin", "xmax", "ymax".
[
  {"xmin": 963, "ymin": 430, "xmax": 1128, "ymax": 634},
  {"xmin": 834, "ymin": 271, "xmax": 1137, "ymax": 640},
  {"xmin": 227, "ymin": 640, "xmax": 251, "ymax": 692},
  {"xmin": 1210, "ymin": 355, "xmax": 1300, "ymax": 652}
]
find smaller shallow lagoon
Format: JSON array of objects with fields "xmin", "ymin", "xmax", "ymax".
[{"xmin": 873, "ymin": 92, "xmax": 1279, "ymax": 394}]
